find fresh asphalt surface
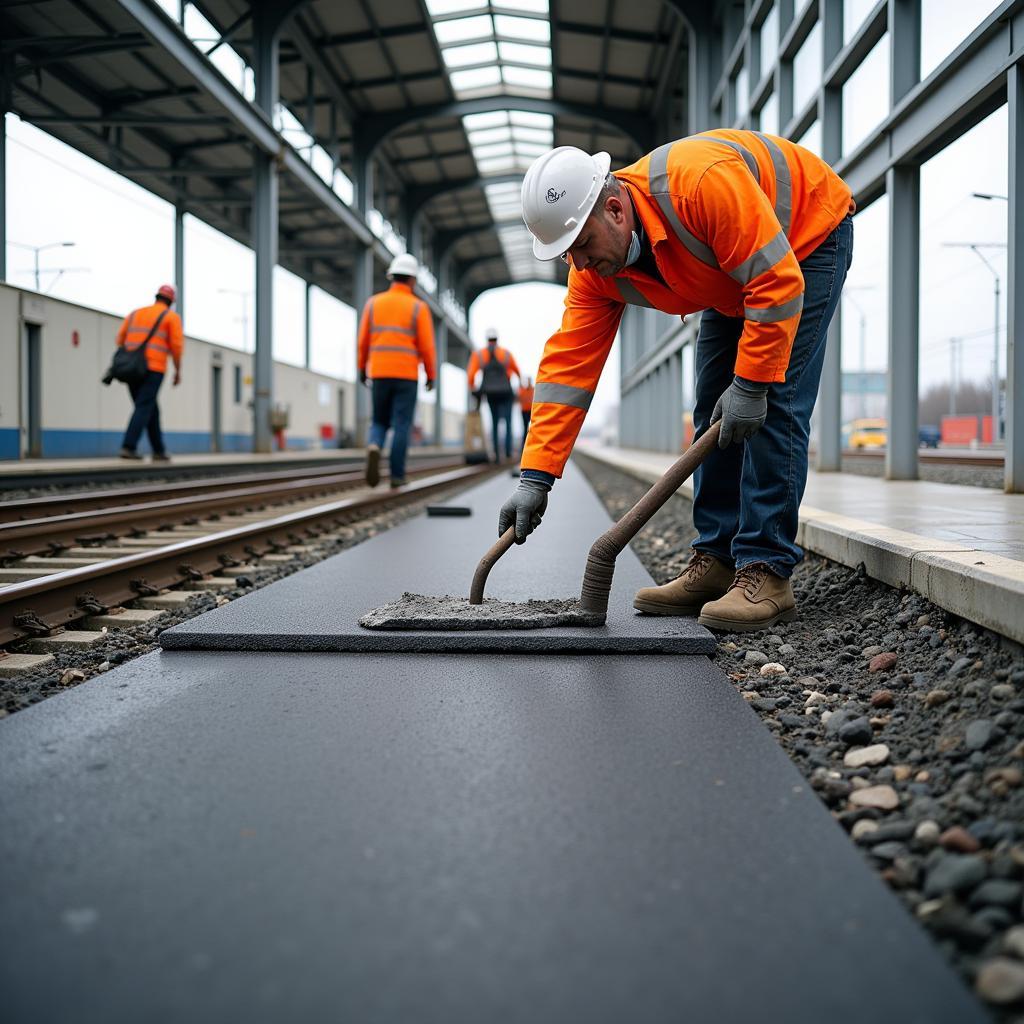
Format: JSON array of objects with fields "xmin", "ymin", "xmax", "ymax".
[{"xmin": 0, "ymin": 469, "xmax": 989, "ymax": 1022}]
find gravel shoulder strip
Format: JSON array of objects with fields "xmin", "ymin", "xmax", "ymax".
[
  {"xmin": 576, "ymin": 453, "xmax": 1024, "ymax": 1022},
  {"xmin": 0, "ymin": 476, "xmax": 481, "ymax": 717},
  {"xmin": 840, "ymin": 456, "xmax": 1004, "ymax": 490}
]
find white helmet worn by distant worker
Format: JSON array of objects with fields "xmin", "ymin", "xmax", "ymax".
[
  {"xmin": 387, "ymin": 253, "xmax": 419, "ymax": 278},
  {"xmin": 521, "ymin": 147, "xmax": 612, "ymax": 261},
  {"xmin": 485, "ymin": 327, "xmax": 499, "ymax": 341}
]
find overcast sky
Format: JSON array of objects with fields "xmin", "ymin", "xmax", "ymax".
[{"xmin": 2, "ymin": 0, "xmax": 1007, "ymax": 431}]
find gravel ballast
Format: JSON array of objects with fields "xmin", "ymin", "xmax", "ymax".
[{"xmin": 576, "ymin": 451, "xmax": 1024, "ymax": 1022}]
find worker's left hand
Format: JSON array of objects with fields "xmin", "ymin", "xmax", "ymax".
[
  {"xmin": 173, "ymin": 371, "xmax": 181, "ymax": 387},
  {"xmin": 711, "ymin": 376, "xmax": 768, "ymax": 449},
  {"xmin": 425, "ymin": 379, "xmax": 435, "ymax": 392},
  {"xmin": 359, "ymin": 370, "xmax": 368, "ymax": 386}
]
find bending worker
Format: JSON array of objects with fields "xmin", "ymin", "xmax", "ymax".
[
  {"xmin": 116, "ymin": 283, "xmax": 183, "ymax": 462},
  {"xmin": 358, "ymin": 253, "xmax": 436, "ymax": 488},
  {"xmin": 466, "ymin": 328, "xmax": 521, "ymax": 462},
  {"xmin": 499, "ymin": 132, "xmax": 854, "ymax": 632}
]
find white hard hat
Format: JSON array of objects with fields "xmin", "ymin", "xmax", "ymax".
[
  {"xmin": 485, "ymin": 327, "xmax": 499, "ymax": 340},
  {"xmin": 387, "ymin": 252, "xmax": 419, "ymax": 278},
  {"xmin": 521, "ymin": 147, "xmax": 612, "ymax": 261}
]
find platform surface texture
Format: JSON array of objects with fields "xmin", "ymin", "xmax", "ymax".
[
  {"xmin": 161, "ymin": 464, "xmax": 716, "ymax": 654},
  {"xmin": 0, "ymin": 650, "xmax": 986, "ymax": 1024}
]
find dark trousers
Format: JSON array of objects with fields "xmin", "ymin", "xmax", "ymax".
[
  {"xmin": 485, "ymin": 393, "xmax": 514, "ymax": 459},
  {"xmin": 368, "ymin": 378, "xmax": 418, "ymax": 480},
  {"xmin": 122, "ymin": 370, "xmax": 166, "ymax": 454},
  {"xmin": 692, "ymin": 215, "xmax": 854, "ymax": 577}
]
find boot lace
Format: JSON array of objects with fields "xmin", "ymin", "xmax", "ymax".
[
  {"xmin": 676, "ymin": 549, "xmax": 712, "ymax": 582},
  {"xmin": 733, "ymin": 564, "xmax": 768, "ymax": 595}
]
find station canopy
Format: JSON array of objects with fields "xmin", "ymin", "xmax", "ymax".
[{"xmin": 2, "ymin": 0, "xmax": 690, "ymax": 332}]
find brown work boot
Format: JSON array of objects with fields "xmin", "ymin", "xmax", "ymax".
[
  {"xmin": 365, "ymin": 443, "xmax": 381, "ymax": 487},
  {"xmin": 697, "ymin": 564, "xmax": 796, "ymax": 633},
  {"xmin": 633, "ymin": 549, "xmax": 734, "ymax": 616}
]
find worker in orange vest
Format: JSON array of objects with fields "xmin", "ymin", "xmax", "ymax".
[
  {"xmin": 518, "ymin": 375, "xmax": 535, "ymax": 448},
  {"xmin": 116, "ymin": 283, "xmax": 183, "ymax": 461},
  {"xmin": 466, "ymin": 328, "xmax": 521, "ymax": 462},
  {"xmin": 500, "ymin": 133, "xmax": 854, "ymax": 632},
  {"xmin": 357, "ymin": 253, "xmax": 436, "ymax": 488}
]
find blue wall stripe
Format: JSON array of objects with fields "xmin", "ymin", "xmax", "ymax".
[{"xmin": 0, "ymin": 428, "xmax": 319, "ymax": 460}]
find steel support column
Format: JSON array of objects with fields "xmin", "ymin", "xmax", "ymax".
[
  {"xmin": 688, "ymin": 26, "xmax": 715, "ymax": 134},
  {"xmin": 885, "ymin": 165, "xmax": 920, "ymax": 480},
  {"xmin": 304, "ymin": 279, "xmax": 312, "ymax": 370},
  {"xmin": 251, "ymin": 5, "xmax": 279, "ymax": 454},
  {"xmin": 173, "ymin": 202, "xmax": 185, "ymax": 328},
  {"xmin": 352, "ymin": 142, "xmax": 374, "ymax": 447},
  {"xmin": 433, "ymin": 257, "xmax": 449, "ymax": 448},
  {"xmin": 0, "ymin": 63, "xmax": 9, "ymax": 283},
  {"xmin": 1007, "ymin": 60, "xmax": 1024, "ymax": 492}
]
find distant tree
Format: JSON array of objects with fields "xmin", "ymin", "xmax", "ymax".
[{"xmin": 918, "ymin": 378, "xmax": 999, "ymax": 426}]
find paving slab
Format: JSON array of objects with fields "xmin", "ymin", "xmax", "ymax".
[
  {"xmin": 161, "ymin": 464, "xmax": 715, "ymax": 654},
  {"xmin": 0, "ymin": 650, "xmax": 985, "ymax": 1024}
]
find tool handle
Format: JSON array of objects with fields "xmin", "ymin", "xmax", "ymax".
[
  {"xmin": 579, "ymin": 421, "xmax": 721, "ymax": 617},
  {"xmin": 469, "ymin": 526, "xmax": 516, "ymax": 604}
]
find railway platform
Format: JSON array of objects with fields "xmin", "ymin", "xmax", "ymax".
[
  {"xmin": 579, "ymin": 444, "xmax": 1024, "ymax": 646},
  {"xmin": 0, "ymin": 447, "xmax": 452, "ymax": 490},
  {"xmin": 0, "ymin": 459, "xmax": 988, "ymax": 1023}
]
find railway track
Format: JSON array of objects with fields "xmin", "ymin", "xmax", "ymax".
[
  {"xmin": 840, "ymin": 447, "xmax": 1003, "ymax": 467},
  {"xmin": 0, "ymin": 459, "xmax": 492, "ymax": 647}
]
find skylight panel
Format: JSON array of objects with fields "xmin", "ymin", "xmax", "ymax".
[
  {"xmin": 509, "ymin": 111, "xmax": 553, "ymax": 129},
  {"xmin": 433, "ymin": 15, "xmax": 494, "ymax": 43},
  {"xmin": 425, "ymin": 0, "xmax": 481, "ymax": 15},
  {"xmin": 514, "ymin": 141, "xmax": 549, "ymax": 157},
  {"xmin": 467, "ymin": 126, "xmax": 514, "ymax": 145},
  {"xmin": 443, "ymin": 41, "xmax": 498, "ymax": 68},
  {"xmin": 509, "ymin": 125, "xmax": 552, "ymax": 144},
  {"xmin": 502, "ymin": 66, "xmax": 552, "ymax": 90},
  {"xmin": 498, "ymin": 0, "xmax": 549, "ymax": 12},
  {"xmin": 477, "ymin": 156, "xmax": 518, "ymax": 173},
  {"xmin": 473, "ymin": 142, "xmax": 516, "ymax": 159},
  {"xmin": 463, "ymin": 111, "xmax": 509, "ymax": 131},
  {"xmin": 450, "ymin": 66, "xmax": 502, "ymax": 92},
  {"xmin": 498, "ymin": 42, "xmax": 551, "ymax": 66},
  {"xmin": 493, "ymin": 15, "xmax": 550, "ymax": 41}
]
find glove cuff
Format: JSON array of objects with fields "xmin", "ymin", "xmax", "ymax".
[
  {"xmin": 733, "ymin": 374, "xmax": 769, "ymax": 396},
  {"xmin": 520, "ymin": 469, "xmax": 555, "ymax": 490}
]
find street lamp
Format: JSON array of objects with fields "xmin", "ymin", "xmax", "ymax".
[
  {"xmin": 9, "ymin": 240, "xmax": 76, "ymax": 291},
  {"xmin": 844, "ymin": 285, "xmax": 876, "ymax": 419},
  {"xmin": 942, "ymin": 240, "xmax": 1007, "ymax": 443},
  {"xmin": 217, "ymin": 287, "xmax": 253, "ymax": 352}
]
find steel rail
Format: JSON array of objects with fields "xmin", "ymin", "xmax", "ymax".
[
  {"xmin": 0, "ymin": 465, "xmax": 490, "ymax": 646},
  {"xmin": 0, "ymin": 455, "xmax": 460, "ymax": 522},
  {"xmin": 0, "ymin": 459, "xmax": 463, "ymax": 555},
  {"xmin": 841, "ymin": 449, "xmax": 1004, "ymax": 467}
]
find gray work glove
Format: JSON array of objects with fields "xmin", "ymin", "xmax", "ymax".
[
  {"xmin": 498, "ymin": 478, "xmax": 550, "ymax": 544},
  {"xmin": 711, "ymin": 376, "xmax": 769, "ymax": 449}
]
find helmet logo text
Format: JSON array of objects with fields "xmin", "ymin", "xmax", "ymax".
[{"xmin": 545, "ymin": 188, "xmax": 566, "ymax": 204}]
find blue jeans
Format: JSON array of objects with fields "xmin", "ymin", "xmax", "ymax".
[
  {"xmin": 692, "ymin": 215, "xmax": 854, "ymax": 578},
  {"xmin": 369, "ymin": 378, "xmax": 418, "ymax": 480},
  {"xmin": 122, "ymin": 370, "xmax": 166, "ymax": 454},
  {"xmin": 485, "ymin": 393, "xmax": 514, "ymax": 459}
]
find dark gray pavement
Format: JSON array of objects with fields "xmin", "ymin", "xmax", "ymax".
[
  {"xmin": 0, "ymin": 649, "xmax": 986, "ymax": 1024},
  {"xmin": 161, "ymin": 464, "xmax": 716, "ymax": 654}
]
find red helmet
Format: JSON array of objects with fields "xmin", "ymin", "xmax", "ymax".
[{"xmin": 157, "ymin": 283, "xmax": 176, "ymax": 302}]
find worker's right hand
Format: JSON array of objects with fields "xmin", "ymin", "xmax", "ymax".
[
  {"xmin": 173, "ymin": 370, "xmax": 181, "ymax": 387},
  {"xmin": 359, "ymin": 370, "xmax": 368, "ymax": 386},
  {"xmin": 498, "ymin": 478, "xmax": 549, "ymax": 544}
]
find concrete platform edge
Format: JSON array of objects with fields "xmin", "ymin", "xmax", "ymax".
[{"xmin": 575, "ymin": 448, "xmax": 1024, "ymax": 646}]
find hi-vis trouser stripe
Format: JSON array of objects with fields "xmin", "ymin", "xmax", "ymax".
[{"xmin": 533, "ymin": 381, "xmax": 593, "ymax": 411}]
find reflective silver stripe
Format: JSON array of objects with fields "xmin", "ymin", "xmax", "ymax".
[
  {"xmin": 728, "ymin": 230, "xmax": 792, "ymax": 285},
  {"xmin": 648, "ymin": 142, "xmax": 719, "ymax": 269},
  {"xmin": 614, "ymin": 278, "xmax": 654, "ymax": 307},
  {"xmin": 704, "ymin": 135, "xmax": 760, "ymax": 184},
  {"xmin": 744, "ymin": 292, "xmax": 804, "ymax": 323},
  {"xmin": 371, "ymin": 325, "xmax": 417, "ymax": 336},
  {"xmin": 370, "ymin": 344, "xmax": 418, "ymax": 355},
  {"xmin": 533, "ymin": 381, "xmax": 593, "ymax": 411},
  {"xmin": 127, "ymin": 326, "xmax": 169, "ymax": 341},
  {"xmin": 754, "ymin": 131, "xmax": 792, "ymax": 236}
]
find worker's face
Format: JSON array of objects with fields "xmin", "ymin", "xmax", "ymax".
[{"xmin": 562, "ymin": 195, "xmax": 631, "ymax": 277}]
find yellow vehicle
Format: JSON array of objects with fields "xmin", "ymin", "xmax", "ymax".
[{"xmin": 848, "ymin": 418, "xmax": 888, "ymax": 449}]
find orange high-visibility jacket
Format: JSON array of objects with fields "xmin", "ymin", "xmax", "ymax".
[
  {"xmin": 518, "ymin": 384, "xmax": 535, "ymax": 411},
  {"xmin": 466, "ymin": 344, "xmax": 521, "ymax": 391},
  {"xmin": 523, "ymin": 130, "xmax": 854, "ymax": 478},
  {"xmin": 358, "ymin": 281, "xmax": 436, "ymax": 382},
  {"xmin": 116, "ymin": 301, "xmax": 184, "ymax": 374}
]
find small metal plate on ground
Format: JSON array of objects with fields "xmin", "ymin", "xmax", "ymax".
[
  {"xmin": 425, "ymin": 505, "xmax": 472, "ymax": 517},
  {"xmin": 161, "ymin": 465, "xmax": 715, "ymax": 654}
]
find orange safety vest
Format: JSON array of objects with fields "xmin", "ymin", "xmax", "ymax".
[
  {"xmin": 357, "ymin": 281, "xmax": 436, "ymax": 382},
  {"xmin": 522, "ymin": 129, "xmax": 854, "ymax": 478},
  {"xmin": 518, "ymin": 385, "xmax": 534, "ymax": 411},
  {"xmin": 116, "ymin": 301, "xmax": 184, "ymax": 374},
  {"xmin": 466, "ymin": 344, "xmax": 521, "ymax": 393}
]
